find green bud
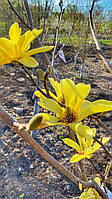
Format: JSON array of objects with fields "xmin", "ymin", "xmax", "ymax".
[
  {"xmin": 27, "ymin": 114, "xmax": 43, "ymax": 131},
  {"xmin": 38, "ymin": 69, "xmax": 44, "ymax": 80},
  {"xmin": 67, "ymin": 106, "xmax": 71, "ymax": 116}
]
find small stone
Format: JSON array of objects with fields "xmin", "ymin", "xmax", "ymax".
[
  {"xmin": 29, "ymin": 164, "xmax": 34, "ymax": 169},
  {"xmin": 13, "ymin": 107, "xmax": 27, "ymax": 116},
  {"xmin": 17, "ymin": 78, "xmax": 25, "ymax": 83},
  {"xmin": 10, "ymin": 73, "xmax": 15, "ymax": 76},
  {"xmin": 66, "ymin": 184, "xmax": 71, "ymax": 190},
  {"xmin": 0, "ymin": 167, "xmax": 5, "ymax": 176}
]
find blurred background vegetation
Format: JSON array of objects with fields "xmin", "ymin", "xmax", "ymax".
[{"xmin": 0, "ymin": 0, "xmax": 112, "ymax": 51}]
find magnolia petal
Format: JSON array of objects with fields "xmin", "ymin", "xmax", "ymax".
[
  {"xmin": 85, "ymin": 154, "xmax": 92, "ymax": 159},
  {"xmin": 80, "ymin": 187, "xmax": 101, "ymax": 199},
  {"xmin": 32, "ymin": 29, "xmax": 43, "ymax": 40},
  {"xmin": 68, "ymin": 123, "xmax": 77, "ymax": 132},
  {"xmin": 79, "ymin": 182, "xmax": 82, "ymax": 191},
  {"xmin": 0, "ymin": 37, "xmax": 15, "ymax": 58},
  {"xmin": 102, "ymin": 137, "xmax": 111, "ymax": 144},
  {"xmin": 63, "ymin": 138, "xmax": 81, "ymax": 153},
  {"xmin": 26, "ymin": 46, "xmax": 54, "ymax": 56},
  {"xmin": 38, "ymin": 98, "xmax": 63, "ymax": 116},
  {"xmin": 70, "ymin": 154, "xmax": 85, "ymax": 163},
  {"xmin": 90, "ymin": 100, "xmax": 112, "ymax": 113},
  {"xmin": 79, "ymin": 100, "xmax": 112, "ymax": 121},
  {"xmin": 95, "ymin": 177, "xmax": 101, "ymax": 186},
  {"xmin": 35, "ymin": 89, "xmax": 47, "ymax": 100},
  {"xmin": 30, "ymin": 113, "xmax": 60, "ymax": 130},
  {"xmin": 17, "ymin": 34, "xmax": 26, "ymax": 56},
  {"xmin": 19, "ymin": 30, "xmax": 33, "ymax": 52},
  {"xmin": 19, "ymin": 29, "xmax": 41, "ymax": 52},
  {"xmin": 0, "ymin": 58, "xmax": 12, "ymax": 66},
  {"xmin": 61, "ymin": 78, "xmax": 77, "ymax": 108},
  {"xmin": 35, "ymin": 89, "xmax": 57, "ymax": 101},
  {"xmin": 86, "ymin": 129, "xmax": 96, "ymax": 148},
  {"xmin": 84, "ymin": 149, "xmax": 93, "ymax": 158},
  {"xmin": 75, "ymin": 83, "xmax": 91, "ymax": 100},
  {"xmin": 9, "ymin": 22, "xmax": 21, "ymax": 44},
  {"xmin": 17, "ymin": 56, "xmax": 38, "ymax": 67},
  {"xmin": 74, "ymin": 83, "xmax": 91, "ymax": 110},
  {"xmin": 61, "ymin": 79, "xmax": 91, "ymax": 112},
  {"xmin": 76, "ymin": 130, "xmax": 86, "ymax": 152},
  {"xmin": 49, "ymin": 78, "xmax": 63, "ymax": 101},
  {"xmin": 76, "ymin": 123, "xmax": 94, "ymax": 140},
  {"xmin": 68, "ymin": 123, "xmax": 93, "ymax": 140},
  {"xmin": 80, "ymin": 177, "xmax": 101, "ymax": 199},
  {"xmin": 25, "ymin": 29, "xmax": 43, "ymax": 50}
]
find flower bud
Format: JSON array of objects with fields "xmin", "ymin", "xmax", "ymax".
[{"xmin": 27, "ymin": 114, "xmax": 43, "ymax": 131}]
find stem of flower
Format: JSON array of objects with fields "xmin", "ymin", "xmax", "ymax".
[
  {"xmin": 68, "ymin": 127, "xmax": 75, "ymax": 141},
  {"xmin": 79, "ymin": 160, "xmax": 88, "ymax": 182},
  {"xmin": 44, "ymin": 69, "xmax": 51, "ymax": 98}
]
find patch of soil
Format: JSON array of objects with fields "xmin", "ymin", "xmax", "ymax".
[{"xmin": 0, "ymin": 47, "xmax": 112, "ymax": 199}]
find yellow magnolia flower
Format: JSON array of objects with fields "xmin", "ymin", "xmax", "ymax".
[
  {"xmin": 0, "ymin": 22, "xmax": 53, "ymax": 67},
  {"xmin": 28, "ymin": 78, "xmax": 112, "ymax": 138},
  {"xmin": 80, "ymin": 177, "xmax": 102, "ymax": 199},
  {"xmin": 63, "ymin": 131, "xmax": 110, "ymax": 163}
]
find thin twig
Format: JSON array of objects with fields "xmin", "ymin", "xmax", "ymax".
[
  {"xmin": 7, "ymin": 0, "xmax": 31, "ymax": 29},
  {"xmin": 91, "ymin": 177, "xmax": 109, "ymax": 199},
  {"xmin": 20, "ymin": 64, "xmax": 65, "ymax": 108},
  {"xmin": 89, "ymin": 115, "xmax": 112, "ymax": 137},
  {"xmin": 23, "ymin": 0, "xmax": 34, "ymax": 28},
  {"xmin": 55, "ymin": 29, "xmax": 72, "ymax": 59},
  {"xmin": 51, "ymin": 3, "xmax": 64, "ymax": 79},
  {"xmin": 23, "ymin": 0, "xmax": 58, "ymax": 79},
  {"xmin": 89, "ymin": 0, "xmax": 112, "ymax": 74},
  {"xmin": 93, "ymin": 136, "xmax": 112, "ymax": 159},
  {"xmin": 44, "ymin": 69, "xmax": 51, "ymax": 98},
  {"xmin": 88, "ymin": 159, "xmax": 104, "ymax": 180},
  {"xmin": 20, "ymin": 64, "xmax": 48, "ymax": 98}
]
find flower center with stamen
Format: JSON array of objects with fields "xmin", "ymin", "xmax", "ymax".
[{"xmin": 61, "ymin": 107, "xmax": 78, "ymax": 123}]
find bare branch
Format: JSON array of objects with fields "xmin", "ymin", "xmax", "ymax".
[
  {"xmin": 93, "ymin": 136, "xmax": 112, "ymax": 159},
  {"xmin": 23, "ymin": 0, "xmax": 58, "ymax": 79},
  {"xmin": 91, "ymin": 177, "xmax": 109, "ymax": 199},
  {"xmin": 89, "ymin": 115, "xmax": 112, "ymax": 137},
  {"xmin": 23, "ymin": 0, "xmax": 34, "ymax": 28},
  {"xmin": 0, "ymin": 105, "xmax": 110, "ymax": 198},
  {"xmin": 51, "ymin": 3, "xmax": 64, "ymax": 79},
  {"xmin": 89, "ymin": 0, "xmax": 112, "ymax": 74},
  {"xmin": 7, "ymin": 0, "xmax": 31, "ymax": 29},
  {"xmin": 0, "ymin": 105, "xmax": 90, "ymax": 188},
  {"xmin": 20, "ymin": 64, "xmax": 64, "ymax": 107}
]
